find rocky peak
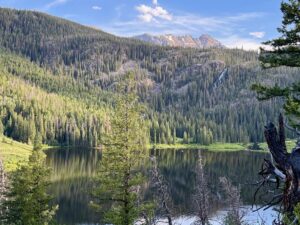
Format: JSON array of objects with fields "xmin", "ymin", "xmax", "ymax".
[{"xmin": 133, "ymin": 33, "xmax": 224, "ymax": 49}]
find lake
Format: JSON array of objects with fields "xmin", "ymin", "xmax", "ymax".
[{"xmin": 46, "ymin": 148, "xmax": 276, "ymax": 225}]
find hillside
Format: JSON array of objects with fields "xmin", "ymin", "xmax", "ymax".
[{"xmin": 0, "ymin": 8, "xmax": 299, "ymax": 147}]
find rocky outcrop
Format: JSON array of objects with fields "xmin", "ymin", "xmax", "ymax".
[{"xmin": 133, "ymin": 33, "xmax": 224, "ymax": 49}]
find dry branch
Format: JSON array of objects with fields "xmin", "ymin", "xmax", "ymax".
[{"xmin": 255, "ymin": 114, "xmax": 300, "ymax": 219}]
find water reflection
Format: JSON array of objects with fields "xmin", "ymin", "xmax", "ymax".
[
  {"xmin": 46, "ymin": 148, "xmax": 100, "ymax": 224},
  {"xmin": 46, "ymin": 148, "xmax": 270, "ymax": 225}
]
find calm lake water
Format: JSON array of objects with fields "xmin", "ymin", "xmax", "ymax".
[{"xmin": 46, "ymin": 148, "xmax": 275, "ymax": 225}]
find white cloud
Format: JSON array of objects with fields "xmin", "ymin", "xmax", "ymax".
[
  {"xmin": 138, "ymin": 14, "xmax": 153, "ymax": 23},
  {"xmin": 249, "ymin": 31, "xmax": 265, "ymax": 38},
  {"xmin": 152, "ymin": 0, "xmax": 158, "ymax": 5},
  {"xmin": 136, "ymin": 4, "xmax": 172, "ymax": 22},
  {"xmin": 44, "ymin": 0, "xmax": 68, "ymax": 10},
  {"xmin": 227, "ymin": 12, "xmax": 266, "ymax": 22},
  {"xmin": 92, "ymin": 6, "xmax": 102, "ymax": 11}
]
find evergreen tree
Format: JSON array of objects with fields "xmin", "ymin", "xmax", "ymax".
[
  {"xmin": 183, "ymin": 131, "xmax": 189, "ymax": 144},
  {"xmin": 93, "ymin": 72, "xmax": 149, "ymax": 225},
  {"xmin": 0, "ymin": 121, "xmax": 3, "ymax": 137},
  {"xmin": 252, "ymin": 0, "xmax": 300, "ymax": 127},
  {"xmin": 33, "ymin": 133, "xmax": 43, "ymax": 151},
  {"xmin": 2, "ymin": 147, "xmax": 57, "ymax": 225}
]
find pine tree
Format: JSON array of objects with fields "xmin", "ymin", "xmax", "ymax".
[
  {"xmin": 252, "ymin": 0, "xmax": 300, "ymax": 127},
  {"xmin": 2, "ymin": 147, "xmax": 57, "ymax": 224},
  {"xmin": 183, "ymin": 131, "xmax": 189, "ymax": 144},
  {"xmin": 33, "ymin": 133, "xmax": 43, "ymax": 151},
  {"xmin": 93, "ymin": 72, "xmax": 149, "ymax": 225}
]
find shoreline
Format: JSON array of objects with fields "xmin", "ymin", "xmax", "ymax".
[{"xmin": 0, "ymin": 136, "xmax": 296, "ymax": 172}]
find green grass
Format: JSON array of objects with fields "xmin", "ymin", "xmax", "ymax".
[
  {"xmin": 151, "ymin": 142, "xmax": 248, "ymax": 151},
  {"xmin": 0, "ymin": 136, "xmax": 54, "ymax": 172},
  {"xmin": 260, "ymin": 139, "xmax": 296, "ymax": 153},
  {"xmin": 151, "ymin": 139, "xmax": 298, "ymax": 152},
  {"xmin": 0, "ymin": 136, "xmax": 33, "ymax": 172}
]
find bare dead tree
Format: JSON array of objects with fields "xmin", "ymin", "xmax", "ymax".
[
  {"xmin": 193, "ymin": 150, "xmax": 210, "ymax": 225},
  {"xmin": 150, "ymin": 156, "xmax": 173, "ymax": 225},
  {"xmin": 220, "ymin": 177, "xmax": 245, "ymax": 225},
  {"xmin": 254, "ymin": 114, "xmax": 300, "ymax": 224}
]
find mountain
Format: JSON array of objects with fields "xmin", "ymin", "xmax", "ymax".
[
  {"xmin": 0, "ymin": 8, "xmax": 298, "ymax": 147},
  {"xmin": 133, "ymin": 33, "xmax": 224, "ymax": 48}
]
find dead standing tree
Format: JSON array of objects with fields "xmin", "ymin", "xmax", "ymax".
[
  {"xmin": 254, "ymin": 114, "xmax": 300, "ymax": 221},
  {"xmin": 220, "ymin": 177, "xmax": 244, "ymax": 225},
  {"xmin": 193, "ymin": 151, "xmax": 210, "ymax": 225},
  {"xmin": 150, "ymin": 156, "xmax": 173, "ymax": 225}
]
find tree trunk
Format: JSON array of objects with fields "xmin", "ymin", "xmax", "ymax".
[{"xmin": 259, "ymin": 114, "xmax": 300, "ymax": 214}]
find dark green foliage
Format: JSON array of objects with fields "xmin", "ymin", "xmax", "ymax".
[
  {"xmin": 259, "ymin": 0, "xmax": 300, "ymax": 68},
  {"xmin": 2, "ymin": 149, "xmax": 57, "ymax": 225},
  {"xmin": 0, "ymin": 51, "xmax": 105, "ymax": 147},
  {"xmin": 93, "ymin": 73, "xmax": 150, "ymax": 225},
  {"xmin": 248, "ymin": 142, "xmax": 262, "ymax": 151},
  {"xmin": 33, "ymin": 133, "xmax": 43, "ymax": 151},
  {"xmin": 252, "ymin": 0, "xmax": 300, "ymax": 128},
  {"xmin": 0, "ymin": 8, "xmax": 299, "ymax": 146}
]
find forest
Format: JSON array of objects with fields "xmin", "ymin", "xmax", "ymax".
[{"xmin": 0, "ymin": 8, "xmax": 299, "ymax": 147}]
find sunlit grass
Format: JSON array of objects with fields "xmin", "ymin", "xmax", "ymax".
[
  {"xmin": 260, "ymin": 139, "xmax": 296, "ymax": 153},
  {"xmin": 151, "ymin": 139, "xmax": 298, "ymax": 152},
  {"xmin": 0, "ymin": 136, "xmax": 33, "ymax": 172},
  {"xmin": 151, "ymin": 142, "xmax": 247, "ymax": 151}
]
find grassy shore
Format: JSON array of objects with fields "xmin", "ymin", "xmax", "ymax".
[
  {"xmin": 0, "ymin": 136, "xmax": 33, "ymax": 172},
  {"xmin": 260, "ymin": 139, "xmax": 296, "ymax": 152},
  {"xmin": 0, "ymin": 136, "xmax": 298, "ymax": 172},
  {"xmin": 150, "ymin": 142, "xmax": 247, "ymax": 151},
  {"xmin": 0, "ymin": 136, "xmax": 53, "ymax": 172},
  {"xmin": 151, "ymin": 139, "xmax": 297, "ymax": 152}
]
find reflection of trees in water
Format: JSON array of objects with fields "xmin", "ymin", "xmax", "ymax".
[
  {"xmin": 46, "ymin": 148, "xmax": 101, "ymax": 225},
  {"xmin": 46, "ymin": 147, "xmax": 100, "ymax": 181},
  {"xmin": 152, "ymin": 149, "xmax": 270, "ymax": 216},
  {"xmin": 50, "ymin": 178, "xmax": 99, "ymax": 224},
  {"xmin": 46, "ymin": 148, "xmax": 270, "ymax": 224}
]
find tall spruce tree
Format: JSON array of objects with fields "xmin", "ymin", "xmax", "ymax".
[
  {"xmin": 93, "ymin": 72, "xmax": 150, "ymax": 225},
  {"xmin": 252, "ymin": 0, "xmax": 300, "ymax": 127},
  {"xmin": 2, "ymin": 146, "xmax": 57, "ymax": 225}
]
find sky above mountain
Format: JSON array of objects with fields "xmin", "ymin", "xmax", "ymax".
[{"xmin": 0, "ymin": 0, "xmax": 283, "ymax": 50}]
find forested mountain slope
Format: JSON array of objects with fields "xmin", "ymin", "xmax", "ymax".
[
  {"xmin": 0, "ymin": 51, "xmax": 108, "ymax": 146},
  {"xmin": 0, "ymin": 8, "xmax": 299, "ymax": 146}
]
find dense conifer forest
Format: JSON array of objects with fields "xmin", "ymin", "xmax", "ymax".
[{"xmin": 0, "ymin": 8, "xmax": 299, "ymax": 146}]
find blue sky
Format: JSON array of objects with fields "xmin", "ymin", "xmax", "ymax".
[{"xmin": 0, "ymin": 0, "xmax": 284, "ymax": 50}]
